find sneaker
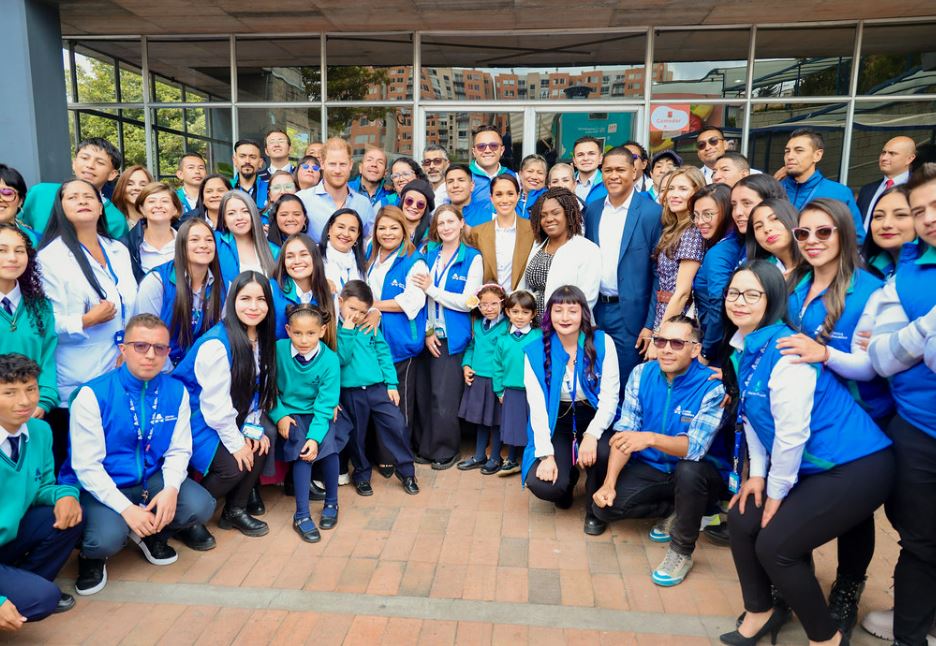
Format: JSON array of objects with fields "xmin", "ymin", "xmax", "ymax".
[
  {"xmin": 651, "ymin": 547, "xmax": 693, "ymax": 587},
  {"xmin": 337, "ymin": 473, "xmax": 351, "ymax": 486},
  {"xmin": 75, "ymin": 556, "xmax": 107, "ymax": 596},
  {"xmin": 497, "ymin": 459, "xmax": 521, "ymax": 477},
  {"xmin": 649, "ymin": 512, "xmax": 676, "ymax": 543},
  {"xmin": 130, "ymin": 533, "xmax": 179, "ymax": 566},
  {"xmin": 860, "ymin": 609, "xmax": 936, "ymax": 645}
]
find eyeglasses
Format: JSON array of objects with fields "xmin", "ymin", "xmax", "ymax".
[
  {"xmin": 422, "ymin": 158, "xmax": 446, "ymax": 167},
  {"xmin": 696, "ymin": 136, "xmax": 724, "ymax": 150},
  {"xmin": 651, "ymin": 336, "xmax": 697, "ymax": 351},
  {"xmin": 792, "ymin": 225, "xmax": 837, "ymax": 242},
  {"xmin": 271, "ymin": 183, "xmax": 296, "ymax": 192},
  {"xmin": 693, "ymin": 210, "xmax": 718, "ymax": 223},
  {"xmin": 403, "ymin": 196, "xmax": 426, "ymax": 210},
  {"xmin": 300, "ymin": 163, "xmax": 320, "ymax": 172},
  {"xmin": 478, "ymin": 301, "xmax": 502, "ymax": 310},
  {"xmin": 0, "ymin": 188, "xmax": 19, "ymax": 202},
  {"xmin": 124, "ymin": 341, "xmax": 171, "ymax": 357},
  {"xmin": 474, "ymin": 142, "xmax": 501, "ymax": 152},
  {"xmin": 391, "ymin": 171, "xmax": 415, "ymax": 182},
  {"xmin": 725, "ymin": 288, "xmax": 765, "ymax": 304}
]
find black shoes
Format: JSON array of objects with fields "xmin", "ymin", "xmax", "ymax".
[
  {"xmin": 828, "ymin": 575, "xmax": 866, "ymax": 638},
  {"xmin": 376, "ymin": 465, "xmax": 395, "ymax": 479},
  {"xmin": 457, "ymin": 456, "xmax": 486, "ymax": 471},
  {"xmin": 247, "ymin": 485, "xmax": 265, "ymax": 516},
  {"xmin": 703, "ymin": 522, "xmax": 731, "ymax": 546},
  {"xmin": 432, "ymin": 454, "xmax": 459, "ymax": 470},
  {"xmin": 396, "ymin": 472, "xmax": 420, "ymax": 495},
  {"xmin": 75, "ymin": 556, "xmax": 107, "ymax": 596},
  {"xmin": 175, "ymin": 524, "xmax": 217, "ymax": 551},
  {"xmin": 132, "ymin": 534, "xmax": 178, "ymax": 565},
  {"xmin": 53, "ymin": 593, "xmax": 75, "ymax": 614},
  {"xmin": 293, "ymin": 516, "xmax": 321, "ymax": 543},
  {"xmin": 320, "ymin": 504, "xmax": 339, "ymax": 530},
  {"xmin": 584, "ymin": 512, "xmax": 608, "ymax": 536},
  {"xmin": 720, "ymin": 607, "xmax": 790, "ymax": 645},
  {"xmin": 414, "ymin": 454, "xmax": 432, "ymax": 465},
  {"xmin": 354, "ymin": 480, "xmax": 374, "ymax": 496},
  {"xmin": 480, "ymin": 458, "xmax": 502, "ymax": 475},
  {"xmin": 218, "ymin": 506, "xmax": 270, "ymax": 537}
]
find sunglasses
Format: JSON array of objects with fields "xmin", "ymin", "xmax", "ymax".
[
  {"xmin": 474, "ymin": 142, "xmax": 501, "ymax": 152},
  {"xmin": 403, "ymin": 196, "xmax": 426, "ymax": 210},
  {"xmin": 792, "ymin": 225, "xmax": 837, "ymax": 242},
  {"xmin": 696, "ymin": 136, "xmax": 724, "ymax": 150},
  {"xmin": 725, "ymin": 288, "xmax": 765, "ymax": 304},
  {"xmin": 651, "ymin": 336, "xmax": 698, "ymax": 351},
  {"xmin": 0, "ymin": 188, "xmax": 18, "ymax": 202},
  {"xmin": 422, "ymin": 158, "xmax": 446, "ymax": 167},
  {"xmin": 300, "ymin": 163, "xmax": 320, "ymax": 172},
  {"xmin": 124, "ymin": 341, "xmax": 171, "ymax": 357}
]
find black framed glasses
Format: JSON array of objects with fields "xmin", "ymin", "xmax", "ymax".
[{"xmin": 725, "ymin": 288, "xmax": 765, "ymax": 304}]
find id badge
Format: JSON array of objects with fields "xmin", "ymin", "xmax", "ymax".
[
  {"xmin": 728, "ymin": 471, "xmax": 741, "ymax": 495},
  {"xmin": 242, "ymin": 422, "xmax": 264, "ymax": 441}
]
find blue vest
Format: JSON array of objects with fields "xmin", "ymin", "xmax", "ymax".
[
  {"xmin": 370, "ymin": 245, "xmax": 428, "ymax": 363},
  {"xmin": 521, "ymin": 331, "xmax": 608, "ymax": 484},
  {"xmin": 693, "ymin": 231, "xmax": 744, "ymax": 362},
  {"xmin": 171, "ymin": 323, "xmax": 233, "ymax": 473},
  {"xmin": 152, "ymin": 262, "xmax": 223, "ymax": 366},
  {"xmin": 516, "ymin": 188, "xmax": 546, "ymax": 220},
  {"xmin": 892, "ymin": 242, "xmax": 936, "ymax": 439},
  {"xmin": 425, "ymin": 242, "xmax": 480, "ymax": 355},
  {"xmin": 270, "ymin": 277, "xmax": 320, "ymax": 340},
  {"xmin": 59, "ymin": 366, "xmax": 187, "ymax": 490},
  {"xmin": 739, "ymin": 323, "xmax": 891, "ymax": 475},
  {"xmin": 461, "ymin": 200, "xmax": 495, "ymax": 228},
  {"xmin": 214, "ymin": 231, "xmax": 281, "ymax": 287},
  {"xmin": 788, "ymin": 269, "xmax": 894, "ymax": 421},
  {"xmin": 349, "ymin": 176, "xmax": 393, "ymax": 207},
  {"xmin": 632, "ymin": 360, "xmax": 724, "ymax": 474}
]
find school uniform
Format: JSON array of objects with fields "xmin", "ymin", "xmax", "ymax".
[
  {"xmin": 416, "ymin": 243, "xmax": 483, "ymax": 462},
  {"xmin": 693, "ymin": 231, "xmax": 744, "ymax": 364},
  {"xmin": 214, "ymin": 231, "xmax": 280, "ymax": 287},
  {"xmin": 270, "ymin": 277, "xmax": 321, "ymax": 340},
  {"xmin": 493, "ymin": 326, "xmax": 542, "ymax": 448},
  {"xmin": 176, "ymin": 187, "xmax": 199, "ymax": 213},
  {"xmin": 0, "ymin": 419, "xmax": 83, "ymax": 622},
  {"xmin": 459, "ymin": 317, "xmax": 509, "ymax": 427},
  {"xmin": 0, "ymin": 283, "xmax": 58, "ymax": 412},
  {"xmin": 335, "ymin": 324, "xmax": 415, "ymax": 483},
  {"xmin": 728, "ymin": 322, "xmax": 893, "ymax": 642},
  {"xmin": 522, "ymin": 330, "xmax": 620, "ymax": 506},
  {"xmin": 60, "ymin": 366, "xmax": 215, "ymax": 560}
]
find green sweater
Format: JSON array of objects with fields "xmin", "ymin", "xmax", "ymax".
[
  {"xmin": 336, "ymin": 325, "xmax": 398, "ymax": 390},
  {"xmin": 22, "ymin": 182, "xmax": 129, "ymax": 239},
  {"xmin": 462, "ymin": 318, "xmax": 509, "ymax": 378},
  {"xmin": 0, "ymin": 297, "xmax": 59, "ymax": 412},
  {"xmin": 269, "ymin": 339, "xmax": 341, "ymax": 442},
  {"xmin": 492, "ymin": 328, "xmax": 543, "ymax": 396}
]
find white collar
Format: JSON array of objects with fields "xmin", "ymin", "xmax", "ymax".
[
  {"xmin": 0, "ymin": 422, "xmax": 28, "ymax": 446},
  {"xmin": 602, "ymin": 190, "xmax": 634, "ymax": 212},
  {"xmin": 510, "ymin": 324, "xmax": 531, "ymax": 335},
  {"xmin": 290, "ymin": 344, "xmax": 321, "ymax": 361},
  {"xmin": 495, "ymin": 215, "xmax": 518, "ymax": 232},
  {"xmin": 326, "ymin": 242, "xmax": 357, "ymax": 270},
  {"xmin": 1, "ymin": 282, "xmax": 22, "ymax": 308},
  {"xmin": 729, "ymin": 330, "xmax": 746, "ymax": 351},
  {"xmin": 885, "ymin": 170, "xmax": 910, "ymax": 185}
]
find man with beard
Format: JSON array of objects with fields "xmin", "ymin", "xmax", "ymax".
[
  {"xmin": 231, "ymin": 139, "xmax": 269, "ymax": 210},
  {"xmin": 422, "ymin": 144, "xmax": 450, "ymax": 206}
]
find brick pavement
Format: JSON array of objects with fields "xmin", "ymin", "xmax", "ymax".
[{"xmin": 4, "ymin": 459, "xmax": 901, "ymax": 645}]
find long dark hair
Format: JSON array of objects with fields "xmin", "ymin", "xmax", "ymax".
[
  {"xmin": 266, "ymin": 194, "xmax": 308, "ymax": 246},
  {"xmin": 690, "ymin": 183, "xmax": 733, "ymax": 248},
  {"xmin": 541, "ymin": 285, "xmax": 599, "ymax": 389},
  {"xmin": 0, "ymin": 223, "xmax": 49, "ymax": 336},
  {"xmin": 171, "ymin": 219, "xmax": 224, "ymax": 353},
  {"xmin": 861, "ymin": 185, "xmax": 910, "ymax": 274},
  {"xmin": 216, "ymin": 190, "xmax": 277, "ymax": 276},
  {"xmin": 530, "ymin": 187, "xmax": 583, "ymax": 243},
  {"xmin": 222, "ymin": 271, "xmax": 278, "ymax": 425},
  {"xmin": 745, "ymin": 198, "xmax": 803, "ymax": 269},
  {"xmin": 733, "ymin": 173, "xmax": 786, "ymax": 202},
  {"xmin": 318, "ymin": 208, "xmax": 367, "ymax": 276},
  {"xmin": 274, "ymin": 233, "xmax": 335, "ymax": 349},
  {"xmin": 38, "ymin": 179, "xmax": 110, "ymax": 300}
]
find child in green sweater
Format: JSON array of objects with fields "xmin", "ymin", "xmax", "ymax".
[
  {"xmin": 491, "ymin": 290, "xmax": 541, "ymax": 476},
  {"xmin": 270, "ymin": 304, "xmax": 341, "ymax": 543},
  {"xmin": 0, "ymin": 354, "xmax": 82, "ymax": 628},
  {"xmin": 457, "ymin": 284, "xmax": 509, "ymax": 474},
  {"xmin": 335, "ymin": 281, "xmax": 419, "ymax": 497}
]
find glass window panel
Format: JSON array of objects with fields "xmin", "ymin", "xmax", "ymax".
[
  {"xmin": 237, "ymin": 107, "xmax": 323, "ymax": 163},
  {"xmin": 754, "ymin": 27, "xmax": 856, "ymax": 98},
  {"xmin": 534, "ymin": 111, "xmax": 639, "ymax": 163},
  {"xmin": 147, "ymin": 38, "xmax": 231, "ymax": 102},
  {"xmin": 119, "ymin": 63, "xmax": 144, "ymax": 103},
  {"xmin": 153, "ymin": 108, "xmax": 233, "ymax": 178},
  {"xmin": 154, "ymin": 77, "xmax": 182, "ymax": 104},
  {"xmin": 326, "ymin": 34, "xmax": 414, "ymax": 101},
  {"xmin": 68, "ymin": 39, "xmax": 142, "ymax": 104},
  {"xmin": 420, "ymin": 112, "xmax": 523, "ymax": 170},
  {"xmin": 328, "ymin": 107, "xmax": 424, "ymax": 159},
  {"xmin": 76, "ymin": 109, "xmax": 119, "ymax": 146},
  {"xmin": 847, "ymin": 101, "xmax": 936, "ymax": 191},
  {"xmin": 646, "ymin": 103, "xmax": 743, "ymax": 167},
  {"xmin": 858, "ymin": 22, "xmax": 936, "ymax": 96},
  {"xmin": 236, "ymin": 37, "xmax": 321, "ymax": 102},
  {"xmin": 63, "ymin": 47, "xmax": 74, "ymax": 102},
  {"xmin": 748, "ymin": 102, "xmax": 847, "ymax": 180},
  {"xmin": 651, "ymin": 29, "xmax": 750, "ymax": 99},
  {"xmin": 120, "ymin": 122, "xmax": 147, "ymax": 167},
  {"xmin": 421, "ymin": 32, "xmax": 646, "ymax": 101}
]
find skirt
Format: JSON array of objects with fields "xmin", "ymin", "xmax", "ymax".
[
  {"xmin": 275, "ymin": 412, "xmax": 349, "ymax": 464},
  {"xmin": 500, "ymin": 387, "xmax": 529, "ymax": 447},
  {"xmin": 458, "ymin": 375, "xmax": 501, "ymax": 427}
]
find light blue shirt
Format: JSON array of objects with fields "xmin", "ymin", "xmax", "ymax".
[{"xmin": 296, "ymin": 183, "xmax": 376, "ymax": 244}]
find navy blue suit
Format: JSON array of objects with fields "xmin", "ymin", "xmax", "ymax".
[{"xmin": 584, "ymin": 191, "xmax": 662, "ymax": 385}]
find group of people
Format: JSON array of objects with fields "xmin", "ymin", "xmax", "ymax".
[{"xmin": 0, "ymin": 121, "xmax": 933, "ymax": 646}]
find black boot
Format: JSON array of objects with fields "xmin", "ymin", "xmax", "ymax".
[
  {"xmin": 828, "ymin": 575, "xmax": 866, "ymax": 638},
  {"xmin": 218, "ymin": 507, "xmax": 269, "ymax": 537},
  {"xmin": 247, "ymin": 485, "xmax": 265, "ymax": 516},
  {"xmin": 175, "ymin": 524, "xmax": 216, "ymax": 551}
]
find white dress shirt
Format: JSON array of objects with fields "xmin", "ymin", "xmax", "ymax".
[
  {"xmin": 192, "ymin": 339, "xmax": 255, "ymax": 456},
  {"xmin": 290, "ymin": 343, "xmax": 321, "ymax": 362},
  {"xmin": 863, "ymin": 170, "xmax": 910, "ymax": 231},
  {"xmin": 139, "ymin": 230, "xmax": 177, "ymax": 274},
  {"xmin": 0, "ymin": 282, "xmax": 22, "ymax": 312},
  {"xmin": 0, "ymin": 423, "xmax": 27, "ymax": 460},
  {"xmin": 365, "ymin": 251, "xmax": 428, "ymax": 320},
  {"xmin": 701, "ymin": 165, "xmax": 715, "ymax": 184},
  {"xmin": 597, "ymin": 192, "xmax": 634, "ymax": 296},
  {"xmin": 494, "ymin": 216, "xmax": 518, "ymax": 292},
  {"xmin": 425, "ymin": 253, "xmax": 483, "ymax": 335}
]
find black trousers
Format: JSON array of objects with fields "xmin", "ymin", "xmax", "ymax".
[
  {"xmin": 46, "ymin": 407, "xmax": 70, "ymax": 475},
  {"xmin": 526, "ymin": 402, "xmax": 611, "ymax": 507},
  {"xmin": 415, "ymin": 341, "xmax": 465, "ymax": 462},
  {"xmin": 591, "ymin": 459, "xmax": 726, "ymax": 556},
  {"xmin": 728, "ymin": 448, "xmax": 894, "ymax": 642},
  {"xmin": 889, "ymin": 415, "xmax": 936, "ymax": 645},
  {"xmin": 200, "ymin": 421, "xmax": 276, "ymax": 509},
  {"xmin": 338, "ymin": 384, "xmax": 415, "ymax": 482}
]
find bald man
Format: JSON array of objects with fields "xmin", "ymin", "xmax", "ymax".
[{"xmin": 858, "ymin": 136, "xmax": 917, "ymax": 230}]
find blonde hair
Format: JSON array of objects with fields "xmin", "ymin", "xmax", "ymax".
[
  {"xmin": 136, "ymin": 181, "xmax": 183, "ymax": 219},
  {"xmin": 656, "ymin": 166, "xmax": 706, "ymax": 258},
  {"xmin": 323, "ymin": 137, "xmax": 352, "ymax": 161},
  {"xmin": 369, "ymin": 206, "xmax": 415, "ymax": 266}
]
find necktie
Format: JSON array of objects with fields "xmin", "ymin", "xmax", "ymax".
[
  {"xmin": 513, "ymin": 330, "xmax": 524, "ymax": 338},
  {"xmin": 295, "ymin": 353, "xmax": 311, "ymax": 366},
  {"xmin": 1, "ymin": 297, "xmax": 12, "ymax": 317},
  {"xmin": 483, "ymin": 319, "xmax": 492, "ymax": 331},
  {"xmin": 884, "ymin": 178, "xmax": 895, "ymax": 190},
  {"xmin": 8, "ymin": 436, "xmax": 20, "ymax": 462}
]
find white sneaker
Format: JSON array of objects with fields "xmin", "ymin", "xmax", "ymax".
[
  {"xmin": 861, "ymin": 608, "xmax": 936, "ymax": 645},
  {"xmin": 648, "ymin": 512, "xmax": 676, "ymax": 543},
  {"xmin": 337, "ymin": 473, "xmax": 351, "ymax": 486},
  {"xmin": 651, "ymin": 547, "xmax": 693, "ymax": 587}
]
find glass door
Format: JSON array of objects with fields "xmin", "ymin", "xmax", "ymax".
[{"xmin": 527, "ymin": 105, "xmax": 641, "ymax": 164}]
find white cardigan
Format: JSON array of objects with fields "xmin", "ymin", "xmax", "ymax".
[{"xmin": 517, "ymin": 234, "xmax": 601, "ymax": 311}]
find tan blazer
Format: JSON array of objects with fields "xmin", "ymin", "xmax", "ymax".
[{"xmin": 468, "ymin": 217, "xmax": 535, "ymax": 291}]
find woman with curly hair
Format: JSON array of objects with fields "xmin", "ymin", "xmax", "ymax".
[{"xmin": 0, "ymin": 223, "xmax": 58, "ymax": 416}]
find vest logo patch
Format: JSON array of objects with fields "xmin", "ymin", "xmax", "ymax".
[
  {"xmin": 390, "ymin": 279, "xmax": 405, "ymax": 289},
  {"xmin": 450, "ymin": 273, "xmax": 467, "ymax": 282},
  {"xmin": 151, "ymin": 413, "xmax": 177, "ymax": 425}
]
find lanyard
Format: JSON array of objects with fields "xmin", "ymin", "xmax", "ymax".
[
  {"xmin": 730, "ymin": 344, "xmax": 768, "ymax": 493},
  {"xmin": 432, "ymin": 248, "xmax": 459, "ymax": 323},
  {"xmin": 127, "ymin": 385, "xmax": 159, "ymax": 451},
  {"xmin": 563, "ymin": 356, "xmax": 580, "ymax": 467},
  {"xmin": 81, "ymin": 242, "xmax": 128, "ymax": 330}
]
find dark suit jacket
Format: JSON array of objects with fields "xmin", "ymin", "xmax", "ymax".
[
  {"xmin": 857, "ymin": 179, "xmax": 884, "ymax": 228},
  {"xmin": 467, "ymin": 217, "xmax": 535, "ymax": 291},
  {"xmin": 584, "ymin": 191, "xmax": 663, "ymax": 336}
]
